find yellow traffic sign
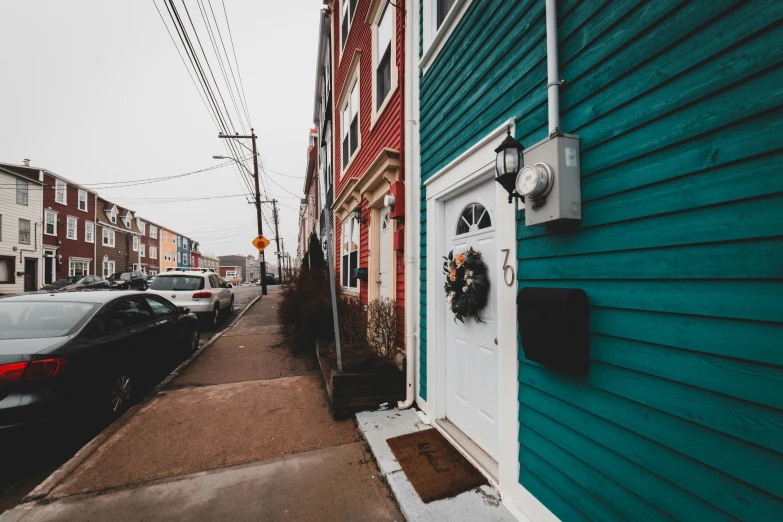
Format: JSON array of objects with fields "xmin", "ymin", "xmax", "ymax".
[{"xmin": 252, "ymin": 235, "xmax": 271, "ymax": 252}]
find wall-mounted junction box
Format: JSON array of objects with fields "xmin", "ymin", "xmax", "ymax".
[{"xmin": 517, "ymin": 134, "xmax": 581, "ymax": 227}]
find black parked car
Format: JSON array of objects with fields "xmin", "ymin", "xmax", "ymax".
[
  {"xmin": 42, "ymin": 275, "xmax": 110, "ymax": 293},
  {"xmin": 0, "ymin": 291, "xmax": 200, "ymax": 429},
  {"xmin": 107, "ymin": 271, "xmax": 148, "ymax": 291}
]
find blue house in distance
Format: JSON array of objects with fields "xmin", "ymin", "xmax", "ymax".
[
  {"xmin": 410, "ymin": 0, "xmax": 783, "ymax": 520},
  {"xmin": 176, "ymin": 233, "xmax": 191, "ymax": 269}
]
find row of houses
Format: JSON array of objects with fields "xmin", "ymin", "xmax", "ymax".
[
  {"xmin": 0, "ymin": 161, "xmax": 219, "ymax": 294},
  {"xmin": 298, "ymin": 1, "xmax": 782, "ymax": 520}
]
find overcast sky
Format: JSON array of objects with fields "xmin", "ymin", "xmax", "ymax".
[{"xmin": 0, "ymin": 1, "xmax": 322, "ymax": 264}]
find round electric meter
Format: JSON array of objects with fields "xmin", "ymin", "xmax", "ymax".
[{"xmin": 515, "ymin": 163, "xmax": 553, "ymax": 198}]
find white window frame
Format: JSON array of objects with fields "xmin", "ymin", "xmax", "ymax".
[
  {"xmin": 164, "ymin": 250, "xmax": 171, "ymax": 261},
  {"xmin": 140, "ymin": 243, "xmax": 146, "ymax": 257},
  {"xmin": 163, "ymin": 230, "xmax": 168, "ymax": 242},
  {"xmin": 133, "ymin": 235, "xmax": 139, "ymax": 251},
  {"xmin": 137, "ymin": 219, "xmax": 146, "ymax": 235},
  {"xmin": 102, "ymin": 227, "xmax": 115, "ymax": 247},
  {"xmin": 109, "ymin": 206, "xmax": 117, "ymax": 224},
  {"xmin": 177, "ymin": 235, "xmax": 181, "ymax": 248},
  {"xmin": 341, "ymin": 215, "xmax": 360, "ymax": 290},
  {"xmin": 371, "ymin": 0, "xmax": 397, "ymax": 125},
  {"xmin": 150, "ymin": 246, "xmax": 157, "ymax": 259},
  {"xmin": 85, "ymin": 221, "xmax": 95, "ymax": 243},
  {"xmin": 19, "ymin": 218, "xmax": 31, "ymax": 244},
  {"xmin": 66, "ymin": 216, "xmax": 77, "ymax": 240},
  {"xmin": 69, "ymin": 259, "xmax": 90, "ymax": 277},
  {"xmin": 340, "ymin": 0, "xmax": 357, "ymax": 53},
  {"xmin": 102, "ymin": 256, "xmax": 115, "ymax": 278},
  {"xmin": 16, "ymin": 179, "xmax": 29, "ymax": 206},
  {"xmin": 339, "ymin": 57, "xmax": 361, "ymax": 175},
  {"xmin": 421, "ymin": 0, "xmax": 473, "ymax": 74},
  {"xmin": 55, "ymin": 179, "xmax": 67, "ymax": 205},
  {"xmin": 150, "ymin": 225, "xmax": 158, "ymax": 239},
  {"xmin": 78, "ymin": 190, "xmax": 88, "ymax": 212},
  {"xmin": 124, "ymin": 213, "xmax": 131, "ymax": 228},
  {"xmin": 44, "ymin": 210, "xmax": 57, "ymax": 236}
]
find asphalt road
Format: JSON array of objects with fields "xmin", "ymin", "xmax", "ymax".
[{"xmin": 0, "ymin": 285, "xmax": 266, "ymax": 515}]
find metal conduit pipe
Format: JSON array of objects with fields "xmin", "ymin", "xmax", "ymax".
[
  {"xmin": 399, "ymin": 0, "xmax": 416, "ymax": 410},
  {"xmin": 546, "ymin": 0, "xmax": 562, "ymax": 135}
]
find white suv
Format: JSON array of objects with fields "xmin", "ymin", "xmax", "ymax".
[{"xmin": 147, "ymin": 270, "xmax": 234, "ymax": 329}]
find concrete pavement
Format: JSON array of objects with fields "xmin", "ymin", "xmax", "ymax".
[{"xmin": 3, "ymin": 290, "xmax": 402, "ymax": 522}]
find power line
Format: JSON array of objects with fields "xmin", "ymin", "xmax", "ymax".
[
  {"xmin": 222, "ymin": 0, "xmax": 253, "ymax": 128},
  {"xmin": 262, "ymin": 168, "xmax": 302, "ymax": 199},
  {"xmin": 263, "ymin": 166, "xmax": 305, "ymax": 179}
]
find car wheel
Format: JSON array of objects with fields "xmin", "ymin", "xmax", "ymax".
[
  {"xmin": 228, "ymin": 298, "xmax": 234, "ymax": 315},
  {"xmin": 108, "ymin": 374, "xmax": 134, "ymax": 417}
]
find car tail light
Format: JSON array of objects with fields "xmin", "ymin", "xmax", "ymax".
[
  {"xmin": 192, "ymin": 291, "xmax": 212, "ymax": 299},
  {"xmin": 0, "ymin": 362, "xmax": 28, "ymax": 383},
  {"xmin": 0, "ymin": 358, "xmax": 68, "ymax": 383},
  {"xmin": 25, "ymin": 358, "xmax": 68, "ymax": 380}
]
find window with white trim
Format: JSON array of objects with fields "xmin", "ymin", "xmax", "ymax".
[
  {"xmin": 16, "ymin": 179, "xmax": 28, "ymax": 206},
  {"xmin": 44, "ymin": 211, "xmax": 57, "ymax": 236},
  {"xmin": 69, "ymin": 260, "xmax": 89, "ymax": 277},
  {"xmin": 66, "ymin": 216, "xmax": 77, "ymax": 240},
  {"xmin": 375, "ymin": 1, "xmax": 393, "ymax": 110},
  {"xmin": 78, "ymin": 190, "xmax": 87, "ymax": 211},
  {"xmin": 133, "ymin": 235, "xmax": 139, "ymax": 251},
  {"xmin": 177, "ymin": 235, "xmax": 181, "ymax": 248},
  {"xmin": 164, "ymin": 250, "xmax": 171, "ymax": 261},
  {"xmin": 341, "ymin": 0, "xmax": 357, "ymax": 49},
  {"xmin": 191, "ymin": 255, "xmax": 195, "ymax": 266},
  {"xmin": 138, "ymin": 219, "xmax": 146, "ymax": 235},
  {"xmin": 0, "ymin": 257, "xmax": 12, "ymax": 283},
  {"xmin": 102, "ymin": 256, "xmax": 115, "ymax": 278},
  {"xmin": 341, "ymin": 77, "xmax": 360, "ymax": 169},
  {"xmin": 150, "ymin": 225, "xmax": 158, "ymax": 239},
  {"xmin": 85, "ymin": 221, "xmax": 94, "ymax": 243},
  {"xmin": 436, "ymin": 0, "xmax": 457, "ymax": 29},
  {"xmin": 341, "ymin": 215, "xmax": 359, "ymax": 289},
  {"xmin": 55, "ymin": 179, "xmax": 67, "ymax": 204},
  {"xmin": 102, "ymin": 227, "xmax": 115, "ymax": 247},
  {"xmin": 124, "ymin": 214, "xmax": 131, "ymax": 228},
  {"xmin": 150, "ymin": 246, "xmax": 157, "ymax": 259},
  {"xmin": 163, "ymin": 230, "xmax": 168, "ymax": 242},
  {"xmin": 140, "ymin": 243, "xmax": 146, "ymax": 257},
  {"xmin": 109, "ymin": 207, "xmax": 117, "ymax": 224},
  {"xmin": 19, "ymin": 219, "xmax": 31, "ymax": 244}
]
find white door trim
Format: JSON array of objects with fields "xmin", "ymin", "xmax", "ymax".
[{"xmin": 425, "ymin": 121, "xmax": 559, "ymax": 522}]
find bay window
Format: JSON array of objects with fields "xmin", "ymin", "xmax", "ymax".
[{"xmin": 69, "ymin": 260, "xmax": 89, "ymax": 277}]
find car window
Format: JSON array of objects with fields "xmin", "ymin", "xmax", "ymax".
[
  {"xmin": 150, "ymin": 275, "xmax": 205, "ymax": 291},
  {"xmin": 143, "ymin": 296, "xmax": 177, "ymax": 318},
  {"xmin": 218, "ymin": 277, "xmax": 228, "ymax": 288},
  {"xmin": 209, "ymin": 275, "xmax": 219, "ymax": 288},
  {"xmin": 0, "ymin": 301, "xmax": 98, "ymax": 340},
  {"xmin": 110, "ymin": 297, "xmax": 154, "ymax": 329}
]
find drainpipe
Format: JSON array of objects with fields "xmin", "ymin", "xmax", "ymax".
[
  {"xmin": 399, "ymin": 0, "xmax": 416, "ymax": 410},
  {"xmin": 546, "ymin": 0, "xmax": 562, "ymax": 136}
]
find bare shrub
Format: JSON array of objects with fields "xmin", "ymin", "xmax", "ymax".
[{"xmin": 367, "ymin": 298, "xmax": 398, "ymax": 364}]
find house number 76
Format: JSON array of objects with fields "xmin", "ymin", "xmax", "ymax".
[{"xmin": 501, "ymin": 249, "xmax": 514, "ymax": 287}]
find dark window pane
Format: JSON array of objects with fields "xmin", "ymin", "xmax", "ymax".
[
  {"xmin": 349, "ymin": 251, "xmax": 358, "ymax": 287},
  {"xmin": 342, "ymin": 254, "xmax": 349, "ymax": 286},
  {"xmin": 437, "ymin": 0, "xmax": 456, "ymax": 28},
  {"xmin": 350, "ymin": 0, "xmax": 357, "ymax": 17},
  {"xmin": 150, "ymin": 276, "xmax": 205, "ymax": 291},
  {"xmin": 110, "ymin": 297, "xmax": 153, "ymax": 329},
  {"xmin": 144, "ymin": 296, "xmax": 177, "ymax": 318},
  {"xmin": 350, "ymin": 115, "xmax": 359, "ymax": 157},
  {"xmin": 341, "ymin": 12, "xmax": 348, "ymax": 47},
  {"xmin": 376, "ymin": 46, "xmax": 391, "ymax": 109},
  {"xmin": 343, "ymin": 135, "xmax": 349, "ymax": 168}
]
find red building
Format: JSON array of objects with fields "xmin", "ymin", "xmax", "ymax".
[
  {"xmin": 135, "ymin": 218, "xmax": 161, "ymax": 276},
  {"xmin": 219, "ymin": 266, "xmax": 241, "ymax": 285},
  {"xmin": 330, "ymin": 0, "xmax": 406, "ymax": 327},
  {"xmin": 39, "ymin": 169, "xmax": 98, "ymax": 283}
]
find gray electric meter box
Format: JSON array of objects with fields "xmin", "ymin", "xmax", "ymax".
[{"xmin": 520, "ymin": 134, "xmax": 581, "ymax": 227}]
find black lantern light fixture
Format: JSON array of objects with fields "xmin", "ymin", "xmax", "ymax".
[{"xmin": 494, "ymin": 126, "xmax": 525, "ymax": 203}]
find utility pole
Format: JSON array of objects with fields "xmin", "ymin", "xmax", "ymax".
[
  {"xmin": 272, "ymin": 199, "xmax": 283, "ymax": 284},
  {"xmin": 280, "ymin": 236, "xmax": 286, "ymax": 284},
  {"xmin": 219, "ymin": 129, "xmax": 267, "ymax": 296}
]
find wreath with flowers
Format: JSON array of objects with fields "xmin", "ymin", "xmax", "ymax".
[{"xmin": 442, "ymin": 247, "xmax": 490, "ymax": 323}]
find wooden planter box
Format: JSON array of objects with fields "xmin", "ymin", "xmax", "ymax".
[{"xmin": 317, "ymin": 342, "xmax": 405, "ymax": 419}]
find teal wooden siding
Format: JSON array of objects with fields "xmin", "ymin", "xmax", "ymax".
[{"xmin": 419, "ymin": 0, "xmax": 783, "ymax": 520}]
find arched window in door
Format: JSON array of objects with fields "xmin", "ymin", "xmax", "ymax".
[{"xmin": 456, "ymin": 203, "xmax": 492, "ymax": 235}]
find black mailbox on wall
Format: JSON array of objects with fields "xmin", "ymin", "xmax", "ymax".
[{"xmin": 517, "ymin": 287, "xmax": 589, "ymax": 375}]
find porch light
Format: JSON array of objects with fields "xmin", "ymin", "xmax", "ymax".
[{"xmin": 494, "ymin": 127, "xmax": 525, "ymax": 203}]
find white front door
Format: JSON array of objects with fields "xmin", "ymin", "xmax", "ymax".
[
  {"xmin": 443, "ymin": 178, "xmax": 499, "ymax": 459},
  {"xmin": 379, "ymin": 207, "xmax": 391, "ymax": 299}
]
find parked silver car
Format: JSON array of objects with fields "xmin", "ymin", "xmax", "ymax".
[{"xmin": 146, "ymin": 270, "xmax": 233, "ymax": 329}]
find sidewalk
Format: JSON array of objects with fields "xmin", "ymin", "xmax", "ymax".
[{"xmin": 2, "ymin": 291, "xmax": 402, "ymax": 522}]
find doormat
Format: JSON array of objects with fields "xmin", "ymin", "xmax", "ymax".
[{"xmin": 386, "ymin": 428, "xmax": 488, "ymax": 503}]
